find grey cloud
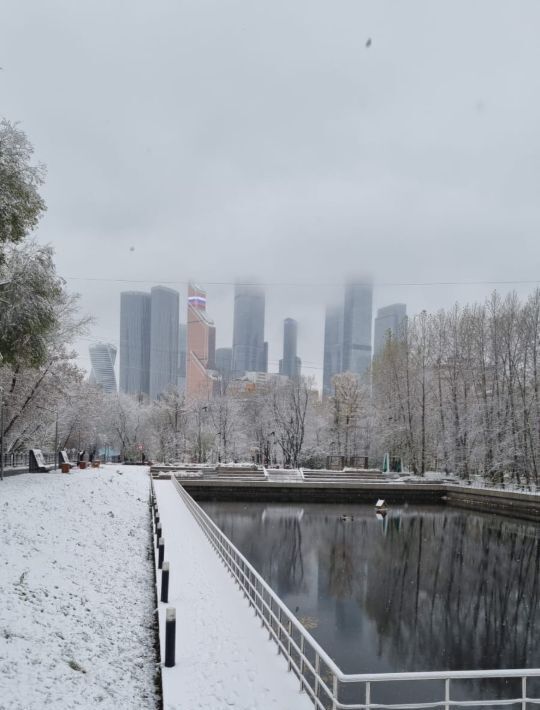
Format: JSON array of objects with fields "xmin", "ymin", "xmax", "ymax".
[{"xmin": 1, "ymin": 0, "xmax": 540, "ymax": 383}]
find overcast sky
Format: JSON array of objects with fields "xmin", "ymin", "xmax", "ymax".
[{"xmin": 2, "ymin": 0, "xmax": 540, "ymax": 386}]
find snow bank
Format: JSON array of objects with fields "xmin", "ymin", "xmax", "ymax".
[
  {"xmin": 153, "ymin": 480, "xmax": 313, "ymax": 710},
  {"xmin": 0, "ymin": 465, "xmax": 158, "ymax": 710}
]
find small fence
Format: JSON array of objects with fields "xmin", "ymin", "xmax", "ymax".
[
  {"xmin": 171, "ymin": 476, "xmax": 540, "ymax": 710},
  {"xmin": 1, "ymin": 451, "xmax": 56, "ymax": 470}
]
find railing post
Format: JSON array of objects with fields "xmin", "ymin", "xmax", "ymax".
[
  {"xmin": 522, "ymin": 677, "xmax": 527, "ymax": 710},
  {"xmin": 158, "ymin": 537, "xmax": 165, "ymax": 569},
  {"xmin": 287, "ymin": 619, "xmax": 292, "ymax": 671},
  {"xmin": 299, "ymin": 635, "xmax": 305, "ymax": 692},
  {"xmin": 332, "ymin": 673, "xmax": 338, "ymax": 710},
  {"xmin": 314, "ymin": 654, "xmax": 320, "ymax": 699},
  {"xmin": 269, "ymin": 598, "xmax": 274, "ymax": 640},
  {"xmin": 366, "ymin": 681, "xmax": 371, "ymax": 709},
  {"xmin": 445, "ymin": 678, "xmax": 450, "ymax": 710},
  {"xmin": 161, "ymin": 561, "xmax": 169, "ymax": 603},
  {"xmin": 165, "ymin": 607, "xmax": 176, "ymax": 667},
  {"xmin": 156, "ymin": 522, "xmax": 162, "ymax": 548},
  {"xmin": 277, "ymin": 608, "xmax": 282, "ymax": 654}
]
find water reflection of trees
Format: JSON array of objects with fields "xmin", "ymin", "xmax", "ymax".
[
  {"xmin": 204, "ymin": 503, "xmax": 540, "ymax": 673},
  {"xmin": 341, "ymin": 511, "xmax": 540, "ymax": 671}
]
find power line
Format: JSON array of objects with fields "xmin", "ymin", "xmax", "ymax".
[{"xmin": 61, "ymin": 276, "xmax": 540, "ymax": 289}]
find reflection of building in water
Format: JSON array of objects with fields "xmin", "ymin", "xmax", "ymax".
[
  {"xmin": 201, "ymin": 502, "xmax": 540, "ymax": 680},
  {"xmin": 262, "ymin": 506, "xmax": 304, "ymax": 522}
]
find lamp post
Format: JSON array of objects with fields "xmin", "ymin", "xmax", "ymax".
[
  {"xmin": 54, "ymin": 410, "xmax": 59, "ymax": 471},
  {"xmin": 0, "ymin": 390, "xmax": 4, "ymax": 482}
]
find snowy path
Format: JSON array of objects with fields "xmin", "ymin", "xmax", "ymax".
[
  {"xmin": 0, "ymin": 465, "xmax": 158, "ymax": 710},
  {"xmin": 154, "ymin": 480, "xmax": 313, "ymax": 710}
]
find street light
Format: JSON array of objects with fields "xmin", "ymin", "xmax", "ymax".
[{"xmin": 0, "ymin": 387, "xmax": 4, "ymax": 482}]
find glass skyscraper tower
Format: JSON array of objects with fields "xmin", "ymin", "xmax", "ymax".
[
  {"xmin": 149, "ymin": 286, "xmax": 180, "ymax": 400},
  {"xmin": 89, "ymin": 342, "xmax": 117, "ymax": 393},
  {"xmin": 231, "ymin": 283, "xmax": 267, "ymax": 376},
  {"xmin": 341, "ymin": 279, "xmax": 373, "ymax": 378},
  {"xmin": 119, "ymin": 291, "xmax": 151, "ymax": 396}
]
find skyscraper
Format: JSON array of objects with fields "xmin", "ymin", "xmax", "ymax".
[
  {"xmin": 149, "ymin": 286, "xmax": 180, "ymax": 400},
  {"xmin": 89, "ymin": 342, "xmax": 117, "ymax": 393},
  {"xmin": 232, "ymin": 283, "xmax": 266, "ymax": 376},
  {"xmin": 186, "ymin": 283, "xmax": 218, "ymax": 398},
  {"xmin": 342, "ymin": 279, "xmax": 373, "ymax": 378},
  {"xmin": 119, "ymin": 291, "xmax": 151, "ymax": 396},
  {"xmin": 279, "ymin": 318, "xmax": 301, "ymax": 379},
  {"xmin": 322, "ymin": 304, "xmax": 342, "ymax": 397},
  {"xmin": 177, "ymin": 323, "xmax": 187, "ymax": 392},
  {"xmin": 373, "ymin": 303, "xmax": 407, "ymax": 358},
  {"xmin": 215, "ymin": 347, "xmax": 232, "ymax": 380}
]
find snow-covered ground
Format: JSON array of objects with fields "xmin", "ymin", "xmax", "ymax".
[
  {"xmin": 0, "ymin": 465, "xmax": 159, "ymax": 710},
  {"xmin": 153, "ymin": 480, "xmax": 313, "ymax": 710}
]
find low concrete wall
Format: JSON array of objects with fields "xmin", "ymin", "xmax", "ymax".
[
  {"xmin": 1, "ymin": 467, "xmax": 29, "ymax": 477},
  {"xmin": 180, "ymin": 480, "xmax": 445, "ymax": 504},
  {"xmin": 445, "ymin": 485, "xmax": 540, "ymax": 521},
  {"xmin": 179, "ymin": 478, "xmax": 540, "ymax": 520}
]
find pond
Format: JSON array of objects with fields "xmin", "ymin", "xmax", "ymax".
[{"xmin": 202, "ymin": 501, "xmax": 540, "ymax": 706}]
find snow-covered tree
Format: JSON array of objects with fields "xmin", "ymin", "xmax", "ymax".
[{"xmin": 0, "ymin": 119, "xmax": 46, "ymax": 259}]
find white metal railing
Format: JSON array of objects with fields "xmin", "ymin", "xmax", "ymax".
[{"xmin": 171, "ymin": 476, "xmax": 540, "ymax": 710}]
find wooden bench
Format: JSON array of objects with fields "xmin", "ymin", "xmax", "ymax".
[{"xmin": 29, "ymin": 449, "xmax": 53, "ymax": 473}]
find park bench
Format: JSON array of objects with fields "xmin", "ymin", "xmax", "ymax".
[{"xmin": 29, "ymin": 449, "xmax": 53, "ymax": 473}]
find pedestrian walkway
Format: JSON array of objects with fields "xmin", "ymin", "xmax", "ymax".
[{"xmin": 153, "ymin": 480, "xmax": 313, "ymax": 710}]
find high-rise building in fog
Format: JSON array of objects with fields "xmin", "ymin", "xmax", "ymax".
[
  {"xmin": 342, "ymin": 279, "xmax": 373, "ymax": 378},
  {"xmin": 279, "ymin": 318, "xmax": 301, "ymax": 379},
  {"xmin": 231, "ymin": 283, "xmax": 266, "ymax": 376},
  {"xmin": 89, "ymin": 342, "xmax": 117, "ymax": 393},
  {"xmin": 374, "ymin": 303, "xmax": 407, "ymax": 359},
  {"xmin": 177, "ymin": 323, "xmax": 187, "ymax": 392},
  {"xmin": 322, "ymin": 304, "xmax": 343, "ymax": 397},
  {"xmin": 186, "ymin": 283, "xmax": 218, "ymax": 398},
  {"xmin": 216, "ymin": 347, "xmax": 232, "ymax": 379},
  {"xmin": 119, "ymin": 291, "xmax": 151, "ymax": 396},
  {"xmin": 149, "ymin": 286, "xmax": 180, "ymax": 400}
]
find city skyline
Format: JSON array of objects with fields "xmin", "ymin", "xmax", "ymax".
[
  {"xmin": 115, "ymin": 278, "xmax": 411, "ymax": 397},
  {"xmin": 4, "ymin": 0, "xmax": 540, "ymax": 396}
]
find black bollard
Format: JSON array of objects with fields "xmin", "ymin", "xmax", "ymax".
[
  {"xmin": 161, "ymin": 562, "xmax": 169, "ymax": 603},
  {"xmin": 158, "ymin": 537, "xmax": 165, "ymax": 569},
  {"xmin": 165, "ymin": 607, "xmax": 176, "ymax": 667},
  {"xmin": 156, "ymin": 522, "xmax": 162, "ymax": 548}
]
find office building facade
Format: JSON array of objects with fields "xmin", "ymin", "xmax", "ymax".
[
  {"xmin": 215, "ymin": 347, "xmax": 232, "ymax": 389},
  {"xmin": 186, "ymin": 283, "xmax": 218, "ymax": 398},
  {"xmin": 177, "ymin": 323, "xmax": 187, "ymax": 392},
  {"xmin": 231, "ymin": 283, "xmax": 266, "ymax": 376},
  {"xmin": 279, "ymin": 318, "xmax": 301, "ymax": 379},
  {"xmin": 322, "ymin": 304, "xmax": 343, "ymax": 397},
  {"xmin": 149, "ymin": 286, "xmax": 180, "ymax": 400},
  {"xmin": 342, "ymin": 279, "xmax": 373, "ymax": 378},
  {"xmin": 89, "ymin": 342, "xmax": 117, "ymax": 393},
  {"xmin": 119, "ymin": 291, "xmax": 151, "ymax": 396},
  {"xmin": 373, "ymin": 303, "xmax": 407, "ymax": 359}
]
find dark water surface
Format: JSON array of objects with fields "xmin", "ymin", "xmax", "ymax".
[{"xmin": 202, "ymin": 502, "xmax": 540, "ymax": 705}]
